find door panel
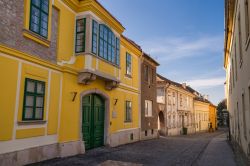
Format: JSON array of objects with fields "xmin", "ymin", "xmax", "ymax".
[
  {"xmin": 82, "ymin": 95, "xmax": 92, "ymax": 150},
  {"xmin": 82, "ymin": 94, "xmax": 104, "ymax": 150},
  {"xmin": 93, "ymin": 95, "xmax": 104, "ymax": 148}
]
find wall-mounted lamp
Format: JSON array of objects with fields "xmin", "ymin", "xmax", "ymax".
[
  {"xmin": 114, "ymin": 99, "xmax": 118, "ymax": 105},
  {"xmin": 71, "ymin": 92, "xmax": 77, "ymax": 102}
]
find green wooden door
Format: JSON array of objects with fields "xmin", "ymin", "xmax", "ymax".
[{"xmin": 82, "ymin": 94, "xmax": 104, "ymax": 150}]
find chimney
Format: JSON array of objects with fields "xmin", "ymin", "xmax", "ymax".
[
  {"xmin": 203, "ymin": 95, "xmax": 209, "ymax": 100},
  {"xmin": 182, "ymin": 83, "xmax": 186, "ymax": 89}
]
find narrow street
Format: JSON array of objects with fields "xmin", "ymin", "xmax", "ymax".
[{"xmin": 31, "ymin": 129, "xmax": 236, "ymax": 166}]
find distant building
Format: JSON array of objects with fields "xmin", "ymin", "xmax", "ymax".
[
  {"xmin": 209, "ymin": 104, "xmax": 218, "ymax": 131},
  {"xmin": 224, "ymin": 0, "xmax": 250, "ymax": 161},
  {"xmin": 194, "ymin": 97, "xmax": 210, "ymax": 132},
  {"xmin": 156, "ymin": 74, "xmax": 195, "ymax": 136},
  {"xmin": 140, "ymin": 53, "xmax": 159, "ymax": 140}
]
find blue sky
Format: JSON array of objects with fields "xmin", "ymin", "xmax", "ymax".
[{"xmin": 99, "ymin": 0, "xmax": 225, "ymax": 105}]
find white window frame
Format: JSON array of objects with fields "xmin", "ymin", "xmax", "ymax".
[{"xmin": 145, "ymin": 100, "xmax": 153, "ymax": 117}]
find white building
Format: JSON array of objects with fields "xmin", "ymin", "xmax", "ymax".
[
  {"xmin": 224, "ymin": 0, "xmax": 250, "ymax": 161},
  {"xmin": 157, "ymin": 74, "xmax": 196, "ymax": 136}
]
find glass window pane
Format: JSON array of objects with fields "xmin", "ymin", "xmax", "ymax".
[
  {"xmin": 104, "ymin": 28, "xmax": 108, "ymax": 41},
  {"xmin": 25, "ymin": 107, "xmax": 33, "ymax": 119},
  {"xmin": 93, "ymin": 35, "xmax": 97, "ymax": 42},
  {"xmin": 35, "ymin": 108, "xmax": 43, "ymax": 119},
  {"xmin": 77, "ymin": 26, "xmax": 84, "ymax": 32},
  {"xmin": 76, "ymin": 46, "xmax": 83, "ymax": 52},
  {"xmin": 42, "ymin": 4, "xmax": 49, "ymax": 13},
  {"xmin": 41, "ymin": 13, "xmax": 48, "ymax": 23},
  {"xmin": 76, "ymin": 19, "xmax": 84, "ymax": 32},
  {"xmin": 36, "ymin": 97, "xmax": 44, "ymax": 107},
  {"xmin": 111, "ymin": 47, "xmax": 115, "ymax": 63},
  {"xmin": 37, "ymin": 82, "xmax": 45, "ymax": 94},
  {"xmin": 100, "ymin": 25, "xmax": 104, "ymax": 38},
  {"xmin": 104, "ymin": 42, "xmax": 108, "ymax": 59},
  {"xmin": 31, "ymin": 23, "xmax": 39, "ymax": 33},
  {"xmin": 116, "ymin": 38, "xmax": 120, "ymax": 48},
  {"xmin": 40, "ymin": 28, "xmax": 48, "ymax": 37},
  {"xmin": 108, "ymin": 31, "xmax": 112, "ymax": 43},
  {"xmin": 41, "ymin": 21, "xmax": 48, "ymax": 29},
  {"xmin": 32, "ymin": 0, "xmax": 40, "ymax": 7},
  {"xmin": 108, "ymin": 45, "xmax": 112, "ymax": 61},
  {"xmin": 27, "ymin": 80, "xmax": 35, "ymax": 92},
  {"xmin": 116, "ymin": 50, "xmax": 120, "ymax": 65},
  {"xmin": 92, "ymin": 47, "xmax": 97, "ymax": 54},
  {"xmin": 77, "ymin": 39, "xmax": 83, "ymax": 46},
  {"xmin": 77, "ymin": 33, "xmax": 84, "ymax": 40},
  {"xmin": 25, "ymin": 95, "xmax": 34, "ymax": 107},
  {"xmin": 31, "ymin": 15, "xmax": 39, "ymax": 24},
  {"xmin": 32, "ymin": 6, "xmax": 40, "ymax": 17}
]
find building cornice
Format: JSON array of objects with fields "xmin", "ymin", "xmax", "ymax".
[
  {"xmin": 121, "ymin": 36, "xmax": 142, "ymax": 57},
  {"xmin": 61, "ymin": 0, "xmax": 125, "ymax": 34},
  {"xmin": 224, "ymin": 0, "xmax": 236, "ymax": 69}
]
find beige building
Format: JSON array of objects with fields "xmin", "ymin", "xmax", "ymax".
[
  {"xmin": 224, "ymin": 0, "xmax": 250, "ymax": 161},
  {"xmin": 194, "ymin": 97, "xmax": 210, "ymax": 132},
  {"xmin": 156, "ymin": 74, "xmax": 195, "ymax": 136}
]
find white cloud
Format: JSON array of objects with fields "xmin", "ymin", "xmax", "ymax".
[
  {"xmin": 140, "ymin": 35, "xmax": 223, "ymax": 63},
  {"xmin": 185, "ymin": 76, "xmax": 225, "ymax": 89}
]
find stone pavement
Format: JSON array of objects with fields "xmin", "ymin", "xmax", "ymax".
[
  {"xmin": 30, "ymin": 129, "xmax": 237, "ymax": 166},
  {"xmin": 196, "ymin": 133, "xmax": 237, "ymax": 166}
]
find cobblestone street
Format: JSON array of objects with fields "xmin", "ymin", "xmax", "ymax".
[{"xmin": 30, "ymin": 129, "xmax": 237, "ymax": 166}]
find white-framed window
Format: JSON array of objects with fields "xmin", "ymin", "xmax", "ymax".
[
  {"xmin": 126, "ymin": 52, "xmax": 132, "ymax": 76},
  {"xmin": 145, "ymin": 100, "xmax": 153, "ymax": 117},
  {"xmin": 173, "ymin": 92, "xmax": 176, "ymax": 105},
  {"xmin": 157, "ymin": 88, "xmax": 165, "ymax": 104},
  {"xmin": 125, "ymin": 101, "xmax": 132, "ymax": 122},
  {"xmin": 180, "ymin": 94, "xmax": 183, "ymax": 106},
  {"xmin": 168, "ymin": 91, "xmax": 172, "ymax": 105}
]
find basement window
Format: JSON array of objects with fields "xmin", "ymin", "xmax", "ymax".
[{"xmin": 130, "ymin": 133, "xmax": 133, "ymax": 140}]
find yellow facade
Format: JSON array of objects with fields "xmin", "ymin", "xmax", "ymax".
[
  {"xmin": 209, "ymin": 104, "xmax": 217, "ymax": 131},
  {"xmin": 194, "ymin": 100, "xmax": 210, "ymax": 132},
  {"xmin": 0, "ymin": 0, "xmax": 142, "ymax": 164}
]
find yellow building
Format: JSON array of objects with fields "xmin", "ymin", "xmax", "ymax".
[
  {"xmin": 0, "ymin": 0, "xmax": 142, "ymax": 165},
  {"xmin": 209, "ymin": 104, "xmax": 217, "ymax": 131},
  {"xmin": 194, "ymin": 98, "xmax": 210, "ymax": 132}
]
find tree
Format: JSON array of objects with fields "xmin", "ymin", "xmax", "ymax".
[
  {"xmin": 217, "ymin": 98, "xmax": 227, "ymax": 113},
  {"xmin": 217, "ymin": 99, "xmax": 227, "ymax": 127}
]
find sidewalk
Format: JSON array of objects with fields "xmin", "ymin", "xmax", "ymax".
[{"xmin": 197, "ymin": 133, "xmax": 237, "ymax": 166}]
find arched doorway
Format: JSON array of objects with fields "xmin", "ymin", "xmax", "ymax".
[
  {"xmin": 82, "ymin": 94, "xmax": 105, "ymax": 150},
  {"xmin": 158, "ymin": 111, "xmax": 165, "ymax": 136}
]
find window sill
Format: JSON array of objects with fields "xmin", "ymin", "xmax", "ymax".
[
  {"xmin": 18, "ymin": 120, "xmax": 47, "ymax": 125},
  {"xmin": 125, "ymin": 74, "xmax": 132, "ymax": 79},
  {"xmin": 22, "ymin": 29, "xmax": 50, "ymax": 47},
  {"xmin": 124, "ymin": 121, "xmax": 132, "ymax": 123}
]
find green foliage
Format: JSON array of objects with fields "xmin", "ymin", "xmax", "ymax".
[{"xmin": 217, "ymin": 99, "xmax": 227, "ymax": 113}]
